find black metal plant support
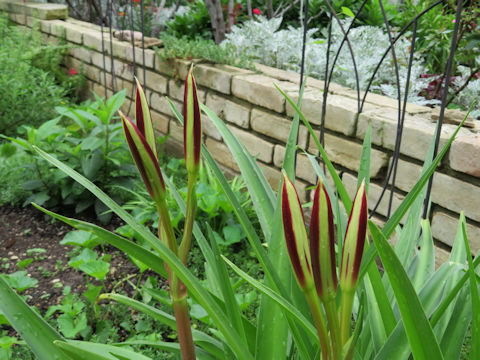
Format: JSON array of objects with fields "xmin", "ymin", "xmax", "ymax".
[
  {"xmin": 422, "ymin": 0, "xmax": 463, "ymax": 220},
  {"xmin": 98, "ymin": 0, "xmax": 107, "ymax": 99}
]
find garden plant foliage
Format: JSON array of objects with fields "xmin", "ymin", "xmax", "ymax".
[
  {"xmin": 0, "ymin": 15, "xmax": 83, "ymax": 137},
  {"xmin": 0, "ymin": 66, "xmax": 477, "ymax": 359}
]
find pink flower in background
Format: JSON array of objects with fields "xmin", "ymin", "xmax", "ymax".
[
  {"xmin": 69, "ymin": 68, "xmax": 78, "ymax": 76},
  {"xmin": 253, "ymin": 8, "xmax": 261, "ymax": 15}
]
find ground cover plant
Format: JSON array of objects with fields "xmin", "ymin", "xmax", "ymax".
[{"xmin": 0, "ymin": 62, "xmax": 477, "ymax": 360}]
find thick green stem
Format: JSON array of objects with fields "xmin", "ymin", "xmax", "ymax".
[
  {"xmin": 179, "ymin": 175, "xmax": 197, "ymax": 264},
  {"xmin": 157, "ymin": 219, "xmax": 196, "ymax": 360},
  {"xmin": 339, "ymin": 289, "xmax": 355, "ymax": 346},
  {"xmin": 170, "ymin": 274, "xmax": 196, "ymax": 360},
  {"xmin": 305, "ymin": 288, "xmax": 331, "ymax": 360},
  {"xmin": 156, "ymin": 200, "xmax": 178, "ymax": 255},
  {"xmin": 323, "ymin": 296, "xmax": 341, "ymax": 359}
]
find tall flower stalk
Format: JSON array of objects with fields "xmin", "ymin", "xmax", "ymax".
[
  {"xmin": 281, "ymin": 172, "xmax": 367, "ymax": 359},
  {"xmin": 119, "ymin": 72, "xmax": 202, "ymax": 360}
]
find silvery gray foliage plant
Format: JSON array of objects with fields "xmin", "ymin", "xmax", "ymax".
[
  {"xmin": 223, "ymin": 16, "xmax": 468, "ymax": 109},
  {"xmin": 454, "ymin": 64, "xmax": 480, "ymax": 119}
]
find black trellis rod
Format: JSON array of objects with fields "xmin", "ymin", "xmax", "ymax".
[
  {"xmin": 422, "ymin": 0, "xmax": 463, "ymax": 220},
  {"xmin": 98, "ymin": 0, "xmax": 107, "ymax": 99},
  {"xmin": 379, "ymin": 0, "xmax": 402, "ymax": 217},
  {"xmin": 323, "ymin": 0, "xmax": 361, "ymax": 112},
  {"xmin": 299, "ymin": 0, "xmax": 309, "ymax": 90},
  {"xmin": 370, "ymin": 19, "xmax": 419, "ymax": 219},
  {"xmin": 359, "ymin": 0, "xmax": 444, "ymax": 113},
  {"xmin": 108, "ymin": 0, "xmax": 116, "ymax": 93},
  {"xmin": 140, "ymin": 0, "xmax": 146, "ymax": 87}
]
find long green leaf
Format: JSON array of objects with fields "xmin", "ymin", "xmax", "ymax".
[
  {"xmin": 200, "ymin": 102, "xmax": 276, "ymax": 239},
  {"xmin": 361, "ymin": 118, "xmax": 466, "ymax": 280},
  {"xmin": 275, "ymin": 84, "xmax": 353, "ymax": 213},
  {"xmin": 461, "ymin": 212, "xmax": 480, "ymax": 359},
  {"xmin": 54, "ymin": 340, "xmax": 151, "ymax": 360},
  {"xmin": 222, "ymin": 256, "xmax": 318, "ymax": 339},
  {"xmin": 0, "ymin": 276, "xmax": 67, "ymax": 360},
  {"xmin": 113, "ymin": 340, "xmax": 216, "ymax": 360},
  {"xmin": 439, "ymin": 286, "xmax": 472, "ymax": 360},
  {"xmin": 164, "ymin": 172, "xmax": 249, "ymax": 348},
  {"xmin": 31, "ymin": 148, "xmax": 253, "ymax": 360},
  {"xmin": 205, "ymin": 224, "xmax": 249, "ymax": 351},
  {"xmin": 412, "ymin": 220, "xmax": 434, "ymax": 291},
  {"xmin": 376, "ymin": 262, "xmax": 459, "ymax": 359},
  {"xmin": 381, "ymin": 118, "xmax": 465, "ymax": 240},
  {"xmin": 100, "ymin": 293, "xmax": 224, "ymax": 359},
  {"xmin": 368, "ymin": 220, "xmax": 444, "ymax": 360},
  {"xmin": 436, "ymin": 214, "xmax": 468, "ymax": 340},
  {"xmin": 357, "ymin": 124, "xmax": 371, "ymax": 193}
]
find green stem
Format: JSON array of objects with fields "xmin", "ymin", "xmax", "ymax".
[
  {"xmin": 155, "ymin": 199, "xmax": 195, "ymax": 359},
  {"xmin": 339, "ymin": 289, "xmax": 355, "ymax": 346},
  {"xmin": 323, "ymin": 296, "xmax": 341, "ymax": 359},
  {"xmin": 156, "ymin": 199, "xmax": 178, "ymax": 255},
  {"xmin": 179, "ymin": 175, "xmax": 197, "ymax": 264},
  {"xmin": 132, "ymin": 271, "xmax": 144, "ymax": 300},
  {"xmin": 305, "ymin": 288, "xmax": 331, "ymax": 360},
  {"xmin": 170, "ymin": 274, "xmax": 196, "ymax": 360}
]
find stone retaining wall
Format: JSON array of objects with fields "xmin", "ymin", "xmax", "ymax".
[{"xmin": 3, "ymin": 1, "xmax": 480, "ymax": 265}]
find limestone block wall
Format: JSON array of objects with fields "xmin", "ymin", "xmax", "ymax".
[{"xmin": 4, "ymin": 1, "xmax": 480, "ymax": 265}]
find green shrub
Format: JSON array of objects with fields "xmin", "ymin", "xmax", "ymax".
[
  {"xmin": 1, "ymin": 90, "xmax": 138, "ymax": 222},
  {"xmin": 0, "ymin": 15, "xmax": 83, "ymax": 137},
  {"xmin": 0, "ymin": 144, "xmax": 34, "ymax": 206},
  {"xmin": 164, "ymin": 0, "xmax": 213, "ymax": 40}
]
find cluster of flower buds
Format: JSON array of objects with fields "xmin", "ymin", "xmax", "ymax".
[
  {"xmin": 282, "ymin": 173, "xmax": 367, "ymax": 298},
  {"xmin": 281, "ymin": 171, "xmax": 367, "ymax": 354}
]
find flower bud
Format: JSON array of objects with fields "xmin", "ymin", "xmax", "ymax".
[
  {"xmin": 183, "ymin": 66, "xmax": 201, "ymax": 176},
  {"xmin": 310, "ymin": 179, "xmax": 337, "ymax": 301},
  {"xmin": 281, "ymin": 171, "xmax": 313, "ymax": 290},
  {"xmin": 120, "ymin": 81, "xmax": 166, "ymax": 205},
  {"xmin": 339, "ymin": 181, "xmax": 367, "ymax": 292},
  {"xmin": 135, "ymin": 78, "xmax": 157, "ymax": 159}
]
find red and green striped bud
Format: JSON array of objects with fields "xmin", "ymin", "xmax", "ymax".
[
  {"xmin": 119, "ymin": 81, "xmax": 166, "ymax": 205},
  {"xmin": 310, "ymin": 179, "xmax": 338, "ymax": 301},
  {"xmin": 281, "ymin": 171, "xmax": 314, "ymax": 290},
  {"xmin": 134, "ymin": 78, "xmax": 158, "ymax": 159},
  {"xmin": 183, "ymin": 66, "xmax": 202, "ymax": 176},
  {"xmin": 339, "ymin": 181, "xmax": 368, "ymax": 292}
]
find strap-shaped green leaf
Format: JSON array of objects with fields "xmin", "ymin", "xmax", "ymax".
[
  {"xmin": 368, "ymin": 220, "xmax": 444, "ymax": 360},
  {"xmin": 0, "ymin": 276, "xmax": 67, "ymax": 360},
  {"xmin": 54, "ymin": 340, "xmax": 151, "ymax": 360},
  {"xmin": 100, "ymin": 293, "xmax": 224, "ymax": 359},
  {"xmin": 461, "ymin": 213, "xmax": 480, "ymax": 359},
  {"xmin": 376, "ymin": 262, "xmax": 459, "ymax": 359},
  {"xmin": 275, "ymin": 84, "xmax": 353, "ymax": 213},
  {"xmin": 200, "ymin": 103, "xmax": 276, "ymax": 240},
  {"xmin": 223, "ymin": 256, "xmax": 318, "ymax": 339}
]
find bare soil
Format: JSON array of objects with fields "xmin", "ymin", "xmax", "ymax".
[{"xmin": 0, "ymin": 205, "xmax": 139, "ymax": 313}]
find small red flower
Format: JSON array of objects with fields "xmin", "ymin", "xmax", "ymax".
[
  {"xmin": 118, "ymin": 11, "xmax": 125, "ymax": 16},
  {"xmin": 69, "ymin": 68, "xmax": 78, "ymax": 76},
  {"xmin": 253, "ymin": 8, "xmax": 261, "ymax": 15},
  {"xmin": 132, "ymin": 0, "xmax": 141, "ymax": 3}
]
